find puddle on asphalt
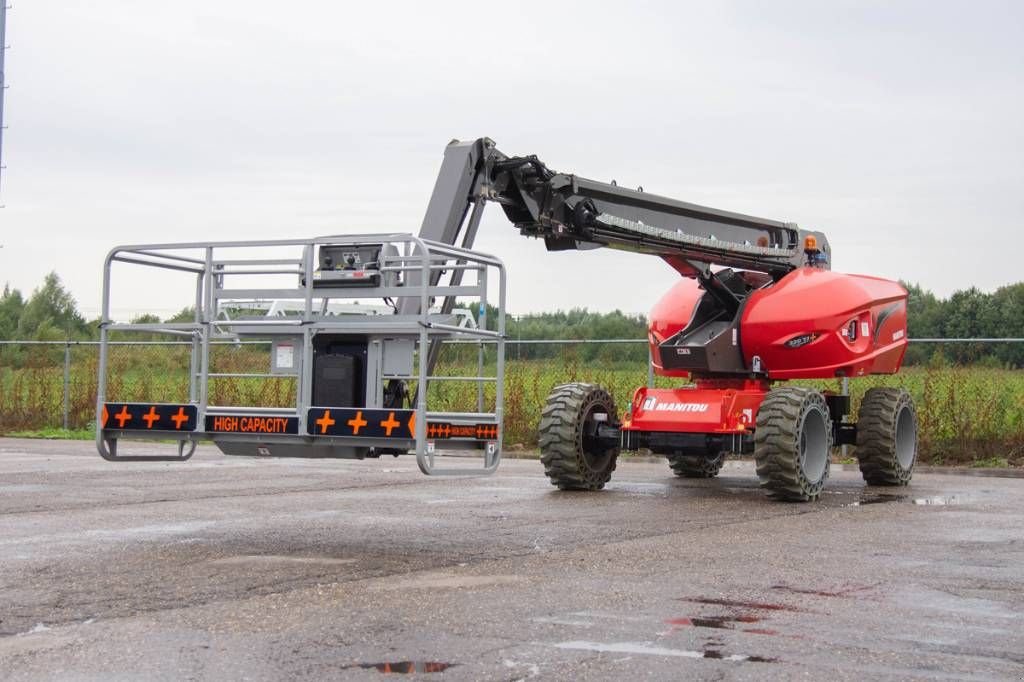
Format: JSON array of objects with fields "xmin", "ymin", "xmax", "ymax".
[
  {"xmin": 608, "ymin": 482, "xmax": 671, "ymax": 496},
  {"xmin": 844, "ymin": 493, "xmax": 971, "ymax": 507},
  {"xmin": 554, "ymin": 640, "xmax": 775, "ymax": 663},
  {"xmin": 912, "ymin": 495, "xmax": 971, "ymax": 506},
  {"xmin": 344, "ymin": 661, "xmax": 454, "ymax": 674},
  {"xmin": 667, "ymin": 615, "xmax": 778, "ymax": 636},
  {"xmin": 771, "ymin": 583, "xmax": 876, "ymax": 598},
  {"xmin": 679, "ymin": 597, "xmax": 802, "ymax": 612},
  {"xmin": 849, "ymin": 494, "xmax": 906, "ymax": 506},
  {"xmin": 702, "ymin": 648, "xmax": 776, "ymax": 662},
  {"xmin": 667, "ymin": 615, "xmax": 759, "ymax": 629}
]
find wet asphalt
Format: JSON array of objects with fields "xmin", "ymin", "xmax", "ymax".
[{"xmin": 0, "ymin": 438, "xmax": 1022, "ymax": 681}]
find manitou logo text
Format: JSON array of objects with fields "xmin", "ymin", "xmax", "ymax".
[{"xmin": 641, "ymin": 397, "xmax": 709, "ymax": 413}]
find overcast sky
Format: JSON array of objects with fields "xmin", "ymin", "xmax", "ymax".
[{"xmin": 1, "ymin": 1, "xmax": 1022, "ymax": 319}]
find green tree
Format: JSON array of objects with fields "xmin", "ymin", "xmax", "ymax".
[
  {"xmin": 988, "ymin": 283, "xmax": 1024, "ymax": 367},
  {"xmin": 902, "ymin": 282, "xmax": 944, "ymax": 365},
  {"xmin": 941, "ymin": 287, "xmax": 994, "ymax": 364},
  {"xmin": 164, "ymin": 306, "xmax": 196, "ymax": 323},
  {"xmin": 0, "ymin": 284, "xmax": 26, "ymax": 340},
  {"xmin": 15, "ymin": 273, "xmax": 89, "ymax": 341},
  {"xmin": 499, "ymin": 307, "xmax": 648, "ymax": 361}
]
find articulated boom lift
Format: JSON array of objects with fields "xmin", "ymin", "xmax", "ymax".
[
  {"xmin": 97, "ymin": 137, "xmax": 916, "ymax": 501},
  {"xmin": 414, "ymin": 138, "xmax": 915, "ymax": 500}
]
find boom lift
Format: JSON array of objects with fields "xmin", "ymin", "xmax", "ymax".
[
  {"xmin": 416, "ymin": 138, "xmax": 915, "ymax": 500},
  {"xmin": 96, "ymin": 137, "xmax": 916, "ymax": 501}
]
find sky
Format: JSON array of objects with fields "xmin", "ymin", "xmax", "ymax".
[{"xmin": 1, "ymin": 0, "xmax": 1022, "ymax": 320}]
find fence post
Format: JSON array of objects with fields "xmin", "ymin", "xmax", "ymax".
[
  {"xmin": 840, "ymin": 376, "xmax": 849, "ymax": 459},
  {"xmin": 62, "ymin": 341, "xmax": 71, "ymax": 430}
]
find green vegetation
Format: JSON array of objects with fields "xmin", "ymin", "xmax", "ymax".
[
  {"xmin": 7, "ymin": 427, "xmax": 94, "ymax": 440},
  {"xmin": 0, "ymin": 274, "xmax": 91, "ymax": 341},
  {"xmin": 1, "ymin": 273, "xmax": 1023, "ymax": 466},
  {"xmin": 970, "ymin": 456, "xmax": 1011, "ymax": 468},
  {"xmin": 904, "ymin": 282, "xmax": 1024, "ymax": 366}
]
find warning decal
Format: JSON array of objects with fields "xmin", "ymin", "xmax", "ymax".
[
  {"xmin": 101, "ymin": 403, "xmax": 197, "ymax": 432},
  {"xmin": 205, "ymin": 415, "xmax": 299, "ymax": 434},
  {"xmin": 306, "ymin": 408, "xmax": 498, "ymax": 441},
  {"xmin": 307, "ymin": 408, "xmax": 416, "ymax": 438}
]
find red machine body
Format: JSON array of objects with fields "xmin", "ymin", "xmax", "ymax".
[
  {"xmin": 649, "ymin": 267, "xmax": 908, "ymax": 381},
  {"xmin": 626, "ymin": 266, "xmax": 908, "ymax": 438},
  {"xmin": 623, "ymin": 379, "xmax": 769, "ymax": 435}
]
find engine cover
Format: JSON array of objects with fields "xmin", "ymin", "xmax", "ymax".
[
  {"xmin": 740, "ymin": 268, "xmax": 908, "ymax": 379},
  {"xmin": 648, "ymin": 267, "xmax": 908, "ymax": 380}
]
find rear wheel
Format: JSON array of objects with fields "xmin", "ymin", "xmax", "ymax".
[
  {"xmin": 754, "ymin": 387, "xmax": 833, "ymax": 502},
  {"xmin": 856, "ymin": 388, "xmax": 917, "ymax": 486},
  {"xmin": 538, "ymin": 383, "xmax": 620, "ymax": 490},
  {"xmin": 667, "ymin": 450, "xmax": 726, "ymax": 478}
]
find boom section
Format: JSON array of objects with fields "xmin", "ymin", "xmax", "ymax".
[
  {"xmin": 418, "ymin": 138, "xmax": 829, "ymax": 279},
  {"xmin": 491, "ymin": 157, "xmax": 829, "ymax": 278}
]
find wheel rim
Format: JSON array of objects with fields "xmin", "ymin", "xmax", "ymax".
[
  {"xmin": 799, "ymin": 407, "xmax": 828, "ymax": 484},
  {"xmin": 581, "ymin": 401, "xmax": 613, "ymax": 471},
  {"xmin": 895, "ymin": 404, "xmax": 916, "ymax": 470}
]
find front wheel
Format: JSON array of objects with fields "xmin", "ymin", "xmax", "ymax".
[
  {"xmin": 754, "ymin": 387, "xmax": 833, "ymax": 502},
  {"xmin": 538, "ymin": 383, "xmax": 620, "ymax": 490}
]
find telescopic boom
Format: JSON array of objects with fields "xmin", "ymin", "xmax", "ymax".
[{"xmin": 418, "ymin": 138, "xmax": 830, "ymax": 280}]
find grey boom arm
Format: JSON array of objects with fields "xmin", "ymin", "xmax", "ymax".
[{"xmin": 415, "ymin": 137, "xmax": 830, "ymax": 279}]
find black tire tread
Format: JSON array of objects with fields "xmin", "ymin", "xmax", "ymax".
[
  {"xmin": 668, "ymin": 451, "xmax": 725, "ymax": 478},
  {"xmin": 538, "ymin": 383, "xmax": 619, "ymax": 491},
  {"xmin": 754, "ymin": 386, "xmax": 832, "ymax": 502},
  {"xmin": 856, "ymin": 387, "xmax": 916, "ymax": 486}
]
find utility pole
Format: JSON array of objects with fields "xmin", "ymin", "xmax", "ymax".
[{"xmin": 0, "ymin": 1, "xmax": 8, "ymax": 202}]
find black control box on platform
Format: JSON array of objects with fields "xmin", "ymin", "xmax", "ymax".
[{"xmin": 312, "ymin": 336, "xmax": 367, "ymax": 408}]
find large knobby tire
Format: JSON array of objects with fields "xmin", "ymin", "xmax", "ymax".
[
  {"xmin": 668, "ymin": 451, "xmax": 726, "ymax": 478},
  {"xmin": 538, "ymin": 383, "xmax": 620, "ymax": 490},
  {"xmin": 856, "ymin": 387, "xmax": 917, "ymax": 486},
  {"xmin": 754, "ymin": 387, "xmax": 833, "ymax": 502}
]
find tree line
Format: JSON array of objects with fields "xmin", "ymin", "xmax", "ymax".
[
  {"xmin": 0, "ymin": 274, "xmax": 194, "ymax": 342},
  {"xmin": 903, "ymin": 282, "xmax": 1024, "ymax": 367},
  {"xmin": 1, "ymin": 273, "xmax": 1022, "ymax": 367}
]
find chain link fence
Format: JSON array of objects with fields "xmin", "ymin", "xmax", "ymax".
[{"xmin": 1, "ymin": 339, "xmax": 1022, "ymax": 463}]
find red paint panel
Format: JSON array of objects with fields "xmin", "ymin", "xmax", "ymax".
[
  {"xmin": 623, "ymin": 381, "xmax": 770, "ymax": 434},
  {"xmin": 741, "ymin": 268, "xmax": 908, "ymax": 379}
]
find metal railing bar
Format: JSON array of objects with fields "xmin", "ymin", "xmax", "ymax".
[
  {"xmin": 133, "ymin": 250, "xmax": 207, "ymax": 265},
  {"xmin": 214, "ymin": 258, "xmax": 304, "ymax": 266},
  {"xmin": 111, "ymin": 255, "xmax": 204, "ymax": 274},
  {"xmin": 212, "ymin": 269, "xmax": 304, "ymax": 276},
  {"xmin": 206, "ymin": 372, "xmax": 293, "ymax": 379},
  {"xmin": 383, "ymin": 375, "xmax": 498, "ymax": 382}
]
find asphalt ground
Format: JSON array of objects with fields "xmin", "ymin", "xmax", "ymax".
[{"xmin": 1, "ymin": 438, "xmax": 1022, "ymax": 681}]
